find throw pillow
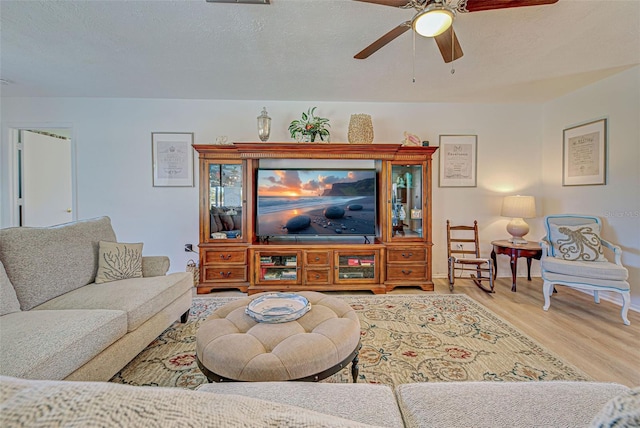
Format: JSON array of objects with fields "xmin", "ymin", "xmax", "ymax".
[
  {"xmin": 590, "ymin": 387, "xmax": 640, "ymax": 427},
  {"xmin": 0, "ymin": 261, "xmax": 22, "ymax": 315},
  {"xmin": 95, "ymin": 241, "xmax": 143, "ymax": 284},
  {"xmin": 549, "ymin": 223, "xmax": 606, "ymax": 262}
]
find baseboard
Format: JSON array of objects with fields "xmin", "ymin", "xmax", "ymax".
[{"xmin": 432, "ymin": 273, "xmax": 639, "ymax": 313}]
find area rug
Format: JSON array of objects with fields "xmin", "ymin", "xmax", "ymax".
[{"xmin": 110, "ymin": 295, "xmax": 591, "ymax": 389}]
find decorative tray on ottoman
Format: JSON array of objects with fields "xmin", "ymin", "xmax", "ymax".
[{"xmin": 245, "ymin": 292, "xmax": 311, "ymax": 324}]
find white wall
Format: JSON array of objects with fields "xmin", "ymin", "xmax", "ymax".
[
  {"xmin": 541, "ymin": 66, "xmax": 640, "ymax": 310},
  {"xmin": 5, "ymin": 89, "xmax": 635, "ymax": 305}
]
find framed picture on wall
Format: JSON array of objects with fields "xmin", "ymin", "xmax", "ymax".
[
  {"xmin": 562, "ymin": 119, "xmax": 607, "ymax": 186},
  {"xmin": 439, "ymin": 135, "xmax": 477, "ymax": 187},
  {"xmin": 152, "ymin": 132, "xmax": 195, "ymax": 187}
]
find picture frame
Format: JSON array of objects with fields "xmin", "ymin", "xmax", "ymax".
[
  {"xmin": 439, "ymin": 135, "xmax": 477, "ymax": 187},
  {"xmin": 562, "ymin": 119, "xmax": 607, "ymax": 186},
  {"xmin": 152, "ymin": 132, "xmax": 194, "ymax": 187}
]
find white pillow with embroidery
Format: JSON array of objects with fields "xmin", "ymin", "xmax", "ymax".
[{"xmin": 549, "ymin": 223, "xmax": 606, "ymax": 262}]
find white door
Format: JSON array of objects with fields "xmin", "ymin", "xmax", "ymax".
[{"xmin": 21, "ymin": 130, "xmax": 73, "ymax": 226}]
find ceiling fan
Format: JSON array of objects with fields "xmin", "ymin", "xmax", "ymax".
[{"xmin": 354, "ymin": 0, "xmax": 559, "ymax": 63}]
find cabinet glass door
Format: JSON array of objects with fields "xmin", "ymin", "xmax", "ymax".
[
  {"xmin": 391, "ymin": 164, "xmax": 423, "ymax": 238},
  {"xmin": 256, "ymin": 252, "xmax": 300, "ymax": 284},
  {"xmin": 209, "ymin": 162, "xmax": 243, "ymax": 240}
]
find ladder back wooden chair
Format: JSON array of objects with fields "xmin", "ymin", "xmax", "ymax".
[{"xmin": 447, "ymin": 220, "xmax": 494, "ymax": 293}]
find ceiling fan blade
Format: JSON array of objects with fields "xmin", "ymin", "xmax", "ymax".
[
  {"xmin": 434, "ymin": 26, "xmax": 463, "ymax": 63},
  {"xmin": 354, "ymin": 22, "xmax": 411, "ymax": 59},
  {"xmin": 352, "ymin": 0, "xmax": 410, "ymax": 7},
  {"xmin": 464, "ymin": 0, "xmax": 558, "ymax": 13}
]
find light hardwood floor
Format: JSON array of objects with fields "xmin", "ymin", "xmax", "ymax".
[{"xmin": 198, "ymin": 277, "xmax": 640, "ymax": 387}]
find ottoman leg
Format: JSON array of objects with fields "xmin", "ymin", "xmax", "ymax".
[{"xmin": 351, "ymin": 345, "xmax": 361, "ymax": 383}]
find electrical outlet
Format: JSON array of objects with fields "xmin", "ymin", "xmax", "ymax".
[{"xmin": 184, "ymin": 244, "xmax": 193, "ymax": 252}]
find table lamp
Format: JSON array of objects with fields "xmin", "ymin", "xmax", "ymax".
[{"xmin": 501, "ymin": 195, "xmax": 536, "ymax": 244}]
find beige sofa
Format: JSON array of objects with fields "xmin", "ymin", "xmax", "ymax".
[
  {"xmin": 0, "ymin": 376, "xmax": 636, "ymax": 427},
  {"xmin": 0, "ymin": 216, "xmax": 192, "ymax": 381}
]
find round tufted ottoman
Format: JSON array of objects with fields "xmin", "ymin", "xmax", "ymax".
[{"xmin": 196, "ymin": 291, "xmax": 361, "ymax": 383}]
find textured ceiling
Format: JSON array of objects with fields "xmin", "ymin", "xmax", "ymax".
[{"xmin": 1, "ymin": 0, "xmax": 638, "ymax": 103}]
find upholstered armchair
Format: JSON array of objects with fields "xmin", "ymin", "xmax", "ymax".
[{"xmin": 540, "ymin": 215, "xmax": 630, "ymax": 325}]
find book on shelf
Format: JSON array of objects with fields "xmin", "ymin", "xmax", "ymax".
[
  {"xmin": 281, "ymin": 270, "xmax": 297, "ymax": 279},
  {"xmin": 360, "ymin": 259, "xmax": 375, "ymax": 266},
  {"xmin": 347, "ymin": 259, "xmax": 360, "ymax": 266},
  {"xmin": 263, "ymin": 272, "xmax": 279, "ymax": 280}
]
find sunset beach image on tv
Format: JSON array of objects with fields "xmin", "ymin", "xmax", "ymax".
[{"xmin": 256, "ymin": 169, "xmax": 377, "ymax": 237}]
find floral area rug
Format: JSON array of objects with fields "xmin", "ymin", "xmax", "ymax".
[{"xmin": 110, "ymin": 294, "xmax": 590, "ymax": 389}]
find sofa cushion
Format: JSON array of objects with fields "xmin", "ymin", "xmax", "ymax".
[
  {"xmin": 590, "ymin": 387, "xmax": 640, "ymax": 427},
  {"xmin": 542, "ymin": 257, "xmax": 629, "ymax": 281},
  {"xmin": 197, "ymin": 382, "xmax": 404, "ymax": 428},
  {"xmin": 33, "ymin": 272, "xmax": 192, "ymax": 331},
  {"xmin": 0, "ymin": 216, "xmax": 117, "ymax": 310},
  {"xmin": 549, "ymin": 223, "xmax": 606, "ymax": 261},
  {"xmin": 95, "ymin": 241, "xmax": 143, "ymax": 284},
  {"xmin": 0, "ymin": 261, "xmax": 21, "ymax": 316},
  {"xmin": 0, "ymin": 376, "xmax": 378, "ymax": 428},
  {"xmin": 395, "ymin": 381, "xmax": 630, "ymax": 428},
  {"xmin": 0, "ymin": 309, "xmax": 127, "ymax": 380}
]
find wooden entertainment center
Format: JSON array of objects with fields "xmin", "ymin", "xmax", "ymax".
[{"xmin": 194, "ymin": 142, "xmax": 438, "ymax": 295}]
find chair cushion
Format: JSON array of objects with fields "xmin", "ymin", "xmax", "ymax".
[
  {"xmin": 0, "ymin": 216, "xmax": 117, "ymax": 310},
  {"xmin": 95, "ymin": 241, "xmax": 143, "ymax": 284},
  {"xmin": 549, "ymin": 223, "xmax": 606, "ymax": 261},
  {"xmin": 33, "ymin": 272, "xmax": 192, "ymax": 332},
  {"xmin": 541, "ymin": 272, "xmax": 630, "ymax": 292},
  {"xmin": 542, "ymin": 257, "xmax": 628, "ymax": 281},
  {"xmin": 0, "ymin": 309, "xmax": 127, "ymax": 380},
  {"xmin": 0, "ymin": 261, "xmax": 21, "ymax": 316},
  {"xmin": 452, "ymin": 257, "xmax": 490, "ymax": 264}
]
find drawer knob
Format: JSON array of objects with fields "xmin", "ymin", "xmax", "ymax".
[
  {"xmin": 401, "ymin": 269, "xmax": 413, "ymax": 275},
  {"xmin": 402, "ymin": 252, "xmax": 413, "ymax": 258},
  {"xmin": 314, "ymin": 257, "xmax": 320, "ymax": 261},
  {"xmin": 315, "ymin": 273, "xmax": 321, "ymax": 279},
  {"xmin": 220, "ymin": 254, "xmax": 232, "ymax": 260},
  {"xmin": 219, "ymin": 271, "xmax": 232, "ymax": 278}
]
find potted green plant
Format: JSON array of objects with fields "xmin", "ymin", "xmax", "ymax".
[{"xmin": 288, "ymin": 107, "xmax": 331, "ymax": 142}]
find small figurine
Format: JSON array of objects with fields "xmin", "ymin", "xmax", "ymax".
[
  {"xmin": 402, "ymin": 131, "xmax": 421, "ymax": 146},
  {"xmin": 397, "ymin": 176, "xmax": 405, "ymax": 188}
]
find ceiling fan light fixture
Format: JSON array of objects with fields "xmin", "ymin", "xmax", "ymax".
[{"xmin": 412, "ymin": 3, "xmax": 455, "ymax": 37}]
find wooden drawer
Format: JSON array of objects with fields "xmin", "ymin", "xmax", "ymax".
[
  {"xmin": 305, "ymin": 251, "xmax": 331, "ymax": 266},
  {"xmin": 202, "ymin": 266, "xmax": 247, "ymax": 282},
  {"xmin": 305, "ymin": 268, "xmax": 331, "ymax": 285},
  {"xmin": 387, "ymin": 248, "xmax": 426, "ymax": 263},
  {"xmin": 203, "ymin": 249, "xmax": 246, "ymax": 265},
  {"xmin": 386, "ymin": 264, "xmax": 426, "ymax": 281}
]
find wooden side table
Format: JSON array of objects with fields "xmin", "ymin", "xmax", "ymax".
[{"xmin": 490, "ymin": 240, "xmax": 542, "ymax": 292}]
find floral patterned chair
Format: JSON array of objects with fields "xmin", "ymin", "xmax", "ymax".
[{"xmin": 540, "ymin": 215, "xmax": 630, "ymax": 325}]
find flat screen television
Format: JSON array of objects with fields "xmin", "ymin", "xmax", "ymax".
[{"xmin": 256, "ymin": 168, "xmax": 377, "ymax": 237}]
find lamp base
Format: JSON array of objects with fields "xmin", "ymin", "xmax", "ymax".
[{"xmin": 506, "ymin": 218, "xmax": 530, "ymax": 245}]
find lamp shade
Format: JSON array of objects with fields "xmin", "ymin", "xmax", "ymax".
[{"xmin": 501, "ymin": 195, "xmax": 536, "ymax": 219}]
